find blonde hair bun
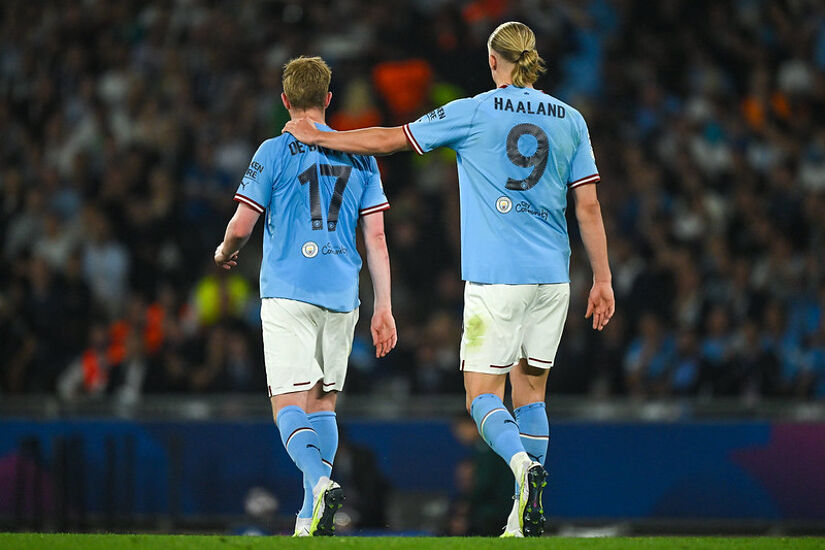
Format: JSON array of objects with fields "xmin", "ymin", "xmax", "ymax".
[{"xmin": 488, "ymin": 22, "xmax": 546, "ymax": 87}]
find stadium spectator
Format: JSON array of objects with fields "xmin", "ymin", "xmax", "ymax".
[{"xmin": 1, "ymin": 0, "xmax": 824, "ymax": 402}]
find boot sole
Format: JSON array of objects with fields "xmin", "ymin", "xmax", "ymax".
[
  {"xmin": 522, "ymin": 465, "xmax": 547, "ymax": 537},
  {"xmin": 313, "ymin": 486, "xmax": 344, "ymax": 536}
]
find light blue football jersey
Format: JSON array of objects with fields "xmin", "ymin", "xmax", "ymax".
[
  {"xmin": 234, "ymin": 124, "xmax": 389, "ymax": 312},
  {"xmin": 403, "ymin": 85, "xmax": 599, "ymax": 284}
]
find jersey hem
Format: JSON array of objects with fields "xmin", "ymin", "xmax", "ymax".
[
  {"xmin": 402, "ymin": 124, "xmax": 425, "ymax": 155},
  {"xmin": 464, "ymin": 279, "xmax": 572, "ymax": 285},
  {"xmin": 260, "ymin": 295, "xmax": 359, "ymax": 314},
  {"xmin": 234, "ymin": 193, "xmax": 265, "ymax": 213},
  {"xmin": 568, "ymin": 174, "xmax": 600, "ymax": 189}
]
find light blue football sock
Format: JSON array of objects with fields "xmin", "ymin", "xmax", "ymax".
[
  {"xmin": 470, "ymin": 393, "xmax": 527, "ymax": 467},
  {"xmin": 276, "ymin": 406, "xmax": 327, "ymax": 495},
  {"xmin": 297, "ymin": 411, "xmax": 339, "ymax": 519},
  {"xmin": 513, "ymin": 401, "xmax": 549, "ymax": 494}
]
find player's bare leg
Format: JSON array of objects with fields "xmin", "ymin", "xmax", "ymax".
[
  {"xmin": 270, "ymin": 391, "xmax": 309, "ymax": 420},
  {"xmin": 463, "ymin": 371, "xmax": 506, "ymax": 413},
  {"xmin": 464, "ymin": 371, "xmax": 546, "ymax": 537},
  {"xmin": 510, "ymin": 359, "xmax": 549, "ymax": 409},
  {"xmin": 502, "ymin": 360, "xmax": 550, "ymax": 537},
  {"xmin": 307, "ymin": 382, "xmax": 337, "ymax": 413}
]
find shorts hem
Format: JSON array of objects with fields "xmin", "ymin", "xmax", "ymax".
[
  {"xmin": 321, "ymin": 381, "xmax": 343, "ymax": 393},
  {"xmin": 460, "ymin": 360, "xmax": 516, "ymax": 374},
  {"xmin": 524, "ymin": 356, "xmax": 554, "ymax": 370},
  {"xmin": 267, "ymin": 377, "xmax": 323, "ymax": 397}
]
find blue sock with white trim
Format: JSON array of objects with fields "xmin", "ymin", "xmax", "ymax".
[
  {"xmin": 515, "ymin": 401, "xmax": 549, "ymax": 465},
  {"xmin": 513, "ymin": 401, "xmax": 549, "ymax": 494},
  {"xmin": 298, "ymin": 411, "xmax": 339, "ymax": 518},
  {"xmin": 276, "ymin": 406, "xmax": 327, "ymax": 493},
  {"xmin": 470, "ymin": 394, "xmax": 528, "ymax": 472}
]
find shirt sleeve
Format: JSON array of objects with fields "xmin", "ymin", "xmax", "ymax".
[
  {"xmin": 403, "ymin": 98, "xmax": 477, "ymax": 155},
  {"xmin": 568, "ymin": 114, "xmax": 600, "ymax": 189},
  {"xmin": 234, "ymin": 140, "xmax": 277, "ymax": 214},
  {"xmin": 359, "ymin": 156, "xmax": 390, "ymax": 217}
]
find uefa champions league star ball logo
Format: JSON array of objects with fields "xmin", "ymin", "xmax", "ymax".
[
  {"xmin": 496, "ymin": 196, "xmax": 512, "ymax": 214},
  {"xmin": 302, "ymin": 241, "xmax": 319, "ymax": 258}
]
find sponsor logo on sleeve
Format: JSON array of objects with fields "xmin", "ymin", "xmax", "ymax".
[
  {"xmin": 245, "ymin": 161, "xmax": 264, "ymax": 181},
  {"xmin": 426, "ymin": 107, "xmax": 446, "ymax": 121}
]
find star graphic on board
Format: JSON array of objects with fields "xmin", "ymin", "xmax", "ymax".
[{"xmin": 730, "ymin": 424, "xmax": 825, "ymax": 519}]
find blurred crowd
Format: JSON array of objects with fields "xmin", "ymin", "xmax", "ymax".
[{"xmin": 2, "ymin": 0, "xmax": 825, "ymax": 401}]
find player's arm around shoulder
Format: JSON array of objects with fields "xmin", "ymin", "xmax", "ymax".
[
  {"xmin": 360, "ymin": 211, "xmax": 398, "ymax": 358},
  {"xmin": 283, "ymin": 119, "xmax": 410, "ymax": 156},
  {"xmin": 573, "ymin": 184, "xmax": 615, "ymax": 331}
]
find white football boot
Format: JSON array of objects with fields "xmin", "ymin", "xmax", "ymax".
[
  {"xmin": 308, "ymin": 477, "xmax": 344, "ymax": 536},
  {"xmin": 500, "ymin": 495, "xmax": 524, "ymax": 537},
  {"xmin": 293, "ymin": 517, "xmax": 311, "ymax": 537}
]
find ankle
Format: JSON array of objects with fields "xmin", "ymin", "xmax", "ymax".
[
  {"xmin": 312, "ymin": 475, "xmax": 331, "ymax": 497},
  {"xmin": 509, "ymin": 451, "xmax": 532, "ymax": 477}
]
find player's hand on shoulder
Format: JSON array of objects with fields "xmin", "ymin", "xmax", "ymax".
[
  {"xmin": 370, "ymin": 307, "xmax": 398, "ymax": 358},
  {"xmin": 282, "ymin": 117, "xmax": 319, "ymax": 145},
  {"xmin": 585, "ymin": 281, "xmax": 615, "ymax": 331},
  {"xmin": 214, "ymin": 244, "xmax": 239, "ymax": 270}
]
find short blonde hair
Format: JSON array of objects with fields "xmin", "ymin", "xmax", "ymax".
[
  {"xmin": 488, "ymin": 21, "xmax": 546, "ymax": 88},
  {"xmin": 282, "ymin": 56, "xmax": 332, "ymax": 110}
]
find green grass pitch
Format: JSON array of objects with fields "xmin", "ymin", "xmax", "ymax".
[{"xmin": 1, "ymin": 534, "xmax": 824, "ymax": 550}]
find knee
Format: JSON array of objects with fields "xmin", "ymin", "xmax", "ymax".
[{"xmin": 307, "ymin": 388, "xmax": 337, "ymax": 414}]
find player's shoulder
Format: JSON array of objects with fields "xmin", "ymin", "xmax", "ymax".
[
  {"xmin": 322, "ymin": 128, "xmax": 377, "ymax": 173},
  {"xmin": 348, "ymin": 152, "xmax": 377, "ymax": 173},
  {"xmin": 257, "ymin": 134, "xmax": 291, "ymax": 156},
  {"xmin": 472, "ymin": 88, "xmax": 502, "ymax": 101},
  {"xmin": 534, "ymin": 90, "xmax": 587, "ymax": 124},
  {"xmin": 423, "ymin": 90, "xmax": 496, "ymax": 121},
  {"xmin": 467, "ymin": 88, "xmax": 502, "ymax": 108}
]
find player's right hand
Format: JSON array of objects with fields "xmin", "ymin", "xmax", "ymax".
[
  {"xmin": 371, "ymin": 308, "xmax": 398, "ymax": 358},
  {"xmin": 214, "ymin": 244, "xmax": 239, "ymax": 270},
  {"xmin": 282, "ymin": 117, "xmax": 320, "ymax": 145},
  {"xmin": 585, "ymin": 281, "xmax": 615, "ymax": 331}
]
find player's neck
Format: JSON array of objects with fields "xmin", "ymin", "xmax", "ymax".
[
  {"xmin": 289, "ymin": 109, "xmax": 326, "ymax": 125},
  {"xmin": 493, "ymin": 77, "xmax": 534, "ymax": 89}
]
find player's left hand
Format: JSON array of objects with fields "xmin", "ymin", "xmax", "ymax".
[
  {"xmin": 282, "ymin": 117, "xmax": 320, "ymax": 144},
  {"xmin": 214, "ymin": 244, "xmax": 239, "ymax": 270},
  {"xmin": 585, "ymin": 281, "xmax": 615, "ymax": 331},
  {"xmin": 371, "ymin": 307, "xmax": 398, "ymax": 358}
]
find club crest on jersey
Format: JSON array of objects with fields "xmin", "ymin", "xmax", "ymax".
[
  {"xmin": 496, "ymin": 196, "xmax": 512, "ymax": 214},
  {"xmin": 301, "ymin": 241, "xmax": 319, "ymax": 258}
]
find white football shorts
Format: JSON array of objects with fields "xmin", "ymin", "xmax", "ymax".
[
  {"xmin": 261, "ymin": 297, "xmax": 359, "ymax": 397},
  {"xmin": 459, "ymin": 282, "xmax": 570, "ymax": 374}
]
